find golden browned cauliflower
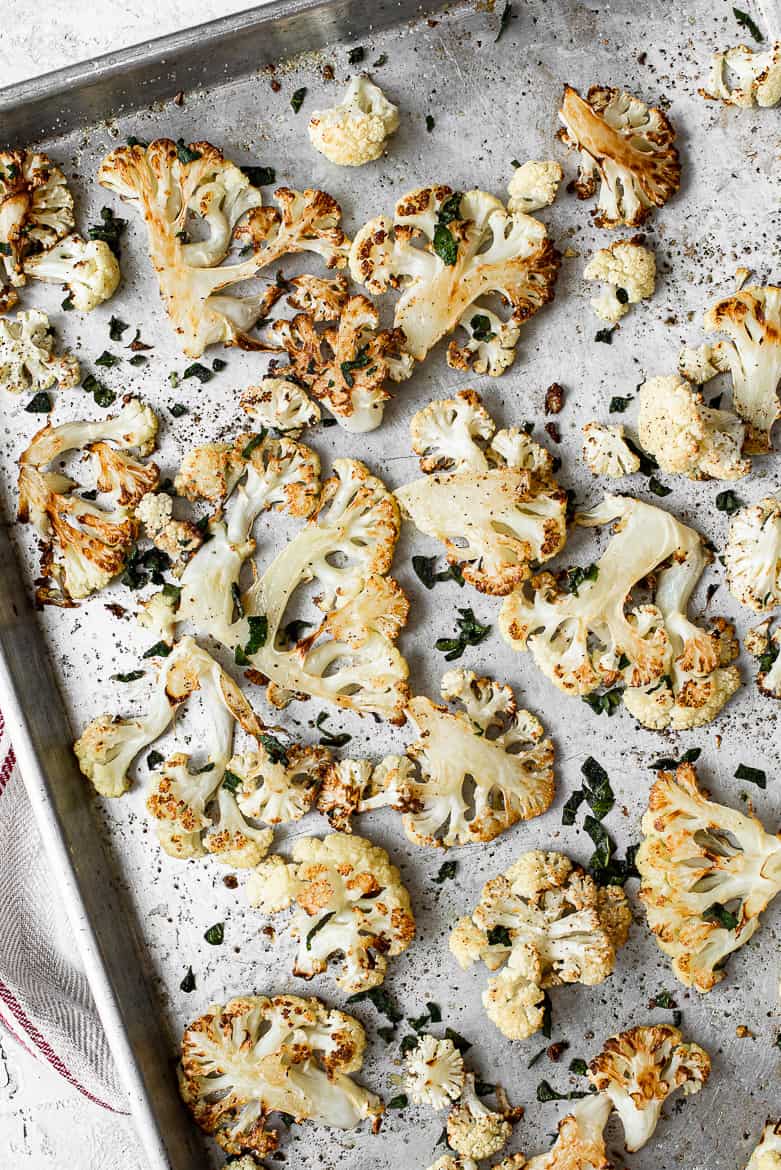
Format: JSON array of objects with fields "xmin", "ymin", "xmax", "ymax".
[{"xmin": 0, "ymin": 148, "xmax": 74, "ymax": 304}]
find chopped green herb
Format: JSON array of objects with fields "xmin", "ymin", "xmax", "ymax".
[
  {"xmin": 340, "ymin": 343, "xmax": 371, "ymax": 388},
  {"xmin": 0, "ymin": 242, "xmax": 11, "ymax": 255},
  {"xmin": 437, "ymin": 192, "xmax": 463, "ymax": 225},
  {"xmin": 81, "ymin": 489, "xmax": 99, "ymax": 501},
  {"xmin": 569, "ymin": 1058, "xmax": 588, "ymax": 1076},
  {"xmin": 704, "ymin": 902, "xmax": 740, "ymax": 930},
  {"xmin": 400, "ymin": 1034, "xmax": 419, "ymax": 1055},
  {"xmin": 434, "ymin": 860, "xmax": 457, "ymax": 884},
  {"xmin": 734, "ymin": 763, "xmax": 766, "ymax": 788},
  {"xmin": 495, "ymin": 0, "xmax": 513, "ymax": 41},
  {"xmin": 733, "ymin": 6, "xmax": 763, "ymax": 40},
  {"xmin": 487, "ymin": 925, "xmax": 512, "ymax": 947},
  {"xmin": 528, "ymin": 1047, "xmax": 548, "ymax": 1069},
  {"xmin": 193, "ymin": 762, "xmax": 215, "ymax": 775},
  {"xmin": 112, "ymin": 669, "xmax": 145, "ymax": 682},
  {"xmin": 536, "ymin": 1079, "xmax": 589, "ymax": 1103},
  {"xmin": 315, "ymin": 711, "xmax": 352, "ymax": 749},
  {"xmin": 377, "ymin": 1025, "xmax": 396, "ymax": 1043},
  {"xmin": 654, "ymin": 990, "xmax": 677, "ymax": 1009},
  {"xmin": 242, "ymin": 433, "xmax": 266, "ymax": 459},
  {"xmin": 306, "ymin": 911, "xmax": 335, "ymax": 950},
  {"xmin": 142, "ymin": 640, "xmax": 172, "ymax": 659},
  {"xmin": 147, "ymin": 750, "xmax": 164, "ymax": 770},
  {"xmin": 109, "ymin": 316, "xmax": 129, "ymax": 340},
  {"xmin": 129, "ymin": 354, "xmax": 147, "ymax": 367},
  {"xmin": 347, "ymin": 986, "xmax": 403, "ymax": 1023},
  {"xmin": 347, "ymin": 46, "xmax": 365, "ymax": 64},
  {"xmin": 25, "ymin": 391, "xmax": 52, "ymax": 413},
  {"xmin": 564, "ymin": 563, "xmax": 598, "ymax": 596},
  {"xmin": 561, "ymin": 789, "xmax": 586, "ymax": 826},
  {"xmin": 222, "ymin": 770, "xmax": 242, "ymax": 793},
  {"xmin": 716, "ymin": 489, "xmax": 742, "ymax": 515},
  {"xmin": 162, "ymin": 583, "xmax": 182, "ymax": 604},
  {"xmin": 444, "ymin": 1028, "xmax": 471, "ymax": 1054},
  {"xmin": 648, "ymin": 476, "xmax": 671, "ymax": 497},
  {"xmin": 412, "ymin": 555, "xmax": 464, "ymax": 590},
  {"xmin": 291, "ymin": 87, "xmax": 307, "ymax": 113},
  {"xmin": 242, "ymin": 614, "xmax": 268, "ymax": 656},
  {"xmin": 426, "ymin": 114, "xmax": 435, "ymax": 132},
  {"xmin": 122, "ymin": 545, "xmax": 172, "ymax": 589},
  {"xmin": 471, "ymin": 313, "xmax": 496, "ymax": 342},
  {"xmin": 211, "ymin": 358, "xmax": 227, "ymax": 372},
  {"xmin": 426, "ymin": 1002, "xmax": 442, "ymax": 1023},
  {"xmin": 435, "ymin": 607, "xmax": 491, "ymax": 661},
  {"xmin": 126, "ymin": 136, "xmax": 148, "ymax": 148},
  {"xmin": 582, "ymin": 687, "xmax": 623, "ymax": 717},
  {"xmin": 82, "ymin": 372, "xmax": 116, "ymax": 408},
  {"xmin": 260, "ymin": 733, "xmax": 289, "ymax": 766},
  {"xmin": 180, "ymin": 967, "xmax": 196, "ymax": 993},
  {"xmin": 609, "ymin": 395, "xmax": 632, "ymax": 413},
  {"xmin": 409, "ymin": 1012, "xmax": 430, "ymax": 1033},
  {"xmin": 61, "ymin": 294, "xmax": 74, "ymax": 311},
  {"xmin": 583, "ymin": 818, "xmax": 639, "ymax": 886},
  {"xmin": 242, "ymin": 165, "xmax": 276, "ymax": 187},
  {"xmin": 541, "ymin": 992, "xmax": 552, "ymax": 1039},
  {"xmin": 581, "ymin": 757, "xmax": 614, "ymax": 819},
  {"xmin": 170, "ymin": 402, "xmax": 188, "ymax": 418},
  {"xmin": 432, "ymin": 222, "xmax": 458, "ymax": 266},
  {"xmin": 204, "ymin": 922, "xmax": 224, "ymax": 945},
  {"xmin": 95, "ymin": 351, "xmax": 119, "ymax": 368},
  {"xmin": 650, "ymin": 747, "xmax": 701, "ymax": 771},
  {"xmin": 169, "ymin": 372, "xmax": 180, "ymax": 388},
  {"xmin": 175, "ymin": 139, "xmax": 202, "ymax": 164},
  {"xmin": 183, "ymin": 361, "xmax": 213, "ymax": 384},
  {"xmin": 615, "ymin": 287, "xmax": 629, "ymax": 305},
  {"xmin": 373, "ymin": 53, "xmax": 388, "ymax": 67},
  {"xmin": 595, "ymin": 326, "xmax": 616, "ymax": 344},
  {"xmin": 87, "ymin": 207, "xmax": 126, "ymax": 257},
  {"xmin": 387, "ymin": 1094, "xmax": 408, "ymax": 1110}
]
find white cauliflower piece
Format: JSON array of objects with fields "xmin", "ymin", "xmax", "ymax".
[
  {"xmin": 135, "ymin": 489, "xmax": 202, "ymax": 571},
  {"xmin": 241, "ymin": 377, "xmax": 321, "ymax": 435},
  {"xmin": 349, "ymin": 184, "xmax": 559, "ymax": 373},
  {"xmin": 745, "ymin": 618, "xmax": 781, "ymax": 698},
  {"xmin": 240, "ymin": 458, "xmax": 410, "ymax": 723},
  {"xmin": 507, "ymin": 160, "xmax": 563, "ymax": 213},
  {"xmin": 396, "ymin": 391, "xmax": 567, "ymax": 594},
  {"xmin": 558, "ymin": 84, "xmax": 681, "ymax": 228},
  {"xmin": 588, "ymin": 1023, "xmax": 710, "ymax": 1151},
  {"xmin": 450, "ymin": 850, "xmax": 630, "ymax": 1040},
  {"xmin": 0, "ymin": 149, "xmax": 74, "ymax": 299},
  {"xmin": 703, "ymin": 285, "xmax": 781, "ymax": 450},
  {"xmin": 583, "ymin": 237, "xmax": 656, "ymax": 322},
  {"xmin": 17, "ymin": 397, "xmax": 159, "ymax": 604},
  {"xmin": 678, "ymin": 342, "xmax": 731, "ymax": 385},
  {"xmin": 637, "ymin": 762, "xmax": 781, "ymax": 991},
  {"xmin": 747, "ymin": 1121, "xmax": 781, "ymax": 1170},
  {"xmin": 403, "ymin": 1035, "xmax": 465, "ymax": 1109},
  {"xmin": 581, "ymin": 422, "xmax": 641, "ymax": 477},
  {"xmin": 638, "ymin": 373, "xmax": 749, "ymax": 480},
  {"xmin": 23, "ymin": 235, "xmax": 120, "ymax": 311},
  {"xmin": 308, "ymin": 75, "xmax": 400, "ymax": 166},
  {"xmin": 446, "ymin": 1074, "xmax": 514, "ymax": 1159},
  {"xmin": 178, "ymin": 993, "xmax": 382, "ymax": 1157},
  {"xmin": 99, "ymin": 138, "xmax": 349, "ymax": 356},
  {"xmin": 0, "ymin": 309, "xmax": 79, "ymax": 394},
  {"xmin": 524, "ymin": 1093, "xmax": 612, "ymax": 1170},
  {"xmin": 225, "ymin": 742, "xmax": 333, "ymax": 826},
  {"xmin": 501, "ymin": 495, "xmax": 741, "ymax": 728},
  {"xmin": 701, "ymin": 42, "xmax": 781, "ymax": 107},
  {"xmin": 74, "ymin": 635, "xmax": 264, "ymax": 804},
  {"xmin": 246, "ymin": 832, "xmax": 415, "ymax": 993},
  {"xmin": 725, "ymin": 494, "xmax": 781, "ymax": 609}
]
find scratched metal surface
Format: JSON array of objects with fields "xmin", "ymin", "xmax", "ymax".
[{"xmin": 0, "ymin": 1, "xmax": 779, "ymax": 1167}]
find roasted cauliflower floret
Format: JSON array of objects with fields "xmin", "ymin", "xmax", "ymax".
[
  {"xmin": 500, "ymin": 495, "xmax": 741, "ymax": 729},
  {"xmin": 308, "ymin": 75, "xmax": 400, "ymax": 166},
  {"xmin": 246, "ymin": 832, "xmax": 415, "ymax": 993},
  {"xmin": 396, "ymin": 391, "xmax": 567, "ymax": 595},
  {"xmin": 24, "ymin": 235, "xmax": 120, "ymax": 311},
  {"xmin": 0, "ymin": 309, "xmax": 79, "ymax": 395},
  {"xmin": 746, "ymin": 1121, "xmax": 781, "ymax": 1170},
  {"xmin": 226, "ymin": 742, "xmax": 333, "ymax": 826},
  {"xmin": 17, "ymin": 397, "xmax": 159, "ymax": 605},
  {"xmin": 450, "ymin": 850, "xmax": 630, "ymax": 1040},
  {"xmin": 637, "ymin": 762, "xmax": 781, "ymax": 991},
  {"xmin": 135, "ymin": 489, "xmax": 202, "ymax": 572},
  {"xmin": 179, "ymin": 993, "xmax": 382, "ymax": 1157},
  {"xmin": 558, "ymin": 84, "xmax": 681, "ymax": 228},
  {"xmin": 583, "ymin": 238, "xmax": 656, "ymax": 322},
  {"xmin": 446, "ymin": 1074, "xmax": 513, "ymax": 1159},
  {"xmin": 678, "ymin": 341, "xmax": 731, "ymax": 386},
  {"xmin": 241, "ymin": 377, "xmax": 321, "ymax": 435},
  {"xmin": 524, "ymin": 1092, "xmax": 612, "ymax": 1170},
  {"xmin": 588, "ymin": 1024, "xmax": 710, "ymax": 1151},
  {"xmin": 638, "ymin": 373, "xmax": 749, "ymax": 480},
  {"xmin": 349, "ymin": 185, "xmax": 559, "ymax": 374},
  {"xmin": 270, "ymin": 276, "xmax": 412, "ymax": 432},
  {"xmin": 581, "ymin": 422, "xmax": 641, "ymax": 477},
  {"xmin": 745, "ymin": 618, "xmax": 781, "ymax": 698},
  {"xmin": 0, "ymin": 149, "xmax": 74, "ymax": 297},
  {"xmin": 403, "ymin": 1034, "xmax": 465, "ymax": 1109},
  {"xmin": 99, "ymin": 138, "xmax": 349, "ymax": 356},
  {"xmin": 701, "ymin": 42, "xmax": 781, "ymax": 107},
  {"xmin": 725, "ymin": 494, "xmax": 781, "ymax": 610},
  {"xmin": 507, "ymin": 160, "xmax": 563, "ymax": 213},
  {"xmin": 702, "ymin": 285, "xmax": 781, "ymax": 451},
  {"xmin": 239, "ymin": 458, "xmax": 410, "ymax": 723}
]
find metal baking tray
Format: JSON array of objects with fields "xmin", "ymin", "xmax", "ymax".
[{"xmin": 0, "ymin": 1, "xmax": 779, "ymax": 1168}]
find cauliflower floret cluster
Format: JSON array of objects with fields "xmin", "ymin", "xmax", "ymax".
[
  {"xmin": 637, "ymin": 762, "xmax": 781, "ymax": 991},
  {"xmin": 17, "ymin": 397, "xmax": 159, "ymax": 605},
  {"xmin": 135, "ymin": 489, "xmax": 203, "ymax": 574},
  {"xmin": 99, "ymin": 138, "xmax": 349, "ymax": 356},
  {"xmin": 701, "ymin": 42, "xmax": 781, "ymax": 107},
  {"xmin": 725, "ymin": 494, "xmax": 781, "ymax": 609},
  {"xmin": 241, "ymin": 377, "xmax": 322, "ymax": 435},
  {"xmin": 308, "ymin": 75, "xmax": 400, "ymax": 166},
  {"xmin": 0, "ymin": 309, "xmax": 79, "ymax": 395},
  {"xmin": 396, "ymin": 391, "xmax": 567, "ymax": 594},
  {"xmin": 581, "ymin": 422, "xmax": 641, "ymax": 477},
  {"xmin": 349, "ymin": 184, "xmax": 559, "ymax": 374},
  {"xmin": 403, "ymin": 1035, "xmax": 465, "ymax": 1109},
  {"xmin": 224, "ymin": 742, "xmax": 334, "ymax": 826},
  {"xmin": 450, "ymin": 850, "xmax": 630, "ymax": 1040},
  {"xmin": 0, "ymin": 148, "xmax": 74, "ymax": 305},
  {"xmin": 558, "ymin": 85, "xmax": 681, "ymax": 228},
  {"xmin": 583, "ymin": 237, "xmax": 656, "ymax": 322},
  {"xmin": 507, "ymin": 160, "xmax": 563, "ymax": 213},
  {"xmin": 446, "ymin": 1074, "xmax": 514, "ymax": 1160},
  {"xmin": 638, "ymin": 373, "xmax": 749, "ymax": 480},
  {"xmin": 701, "ymin": 285, "xmax": 781, "ymax": 451},
  {"xmin": 588, "ymin": 1024, "xmax": 710, "ymax": 1151},
  {"xmin": 269, "ymin": 274, "xmax": 412, "ymax": 432},
  {"xmin": 179, "ymin": 993, "xmax": 382, "ymax": 1157},
  {"xmin": 745, "ymin": 618, "xmax": 781, "ymax": 698},
  {"xmin": 500, "ymin": 495, "xmax": 741, "ymax": 729},
  {"xmin": 23, "ymin": 234, "xmax": 120, "ymax": 312},
  {"xmin": 746, "ymin": 1121, "xmax": 781, "ymax": 1170},
  {"xmin": 247, "ymin": 832, "xmax": 415, "ymax": 992}
]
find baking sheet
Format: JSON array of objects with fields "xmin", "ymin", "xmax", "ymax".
[{"xmin": 1, "ymin": 1, "xmax": 780, "ymax": 1167}]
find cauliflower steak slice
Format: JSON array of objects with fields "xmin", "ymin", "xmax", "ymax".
[
  {"xmin": 396, "ymin": 391, "xmax": 567, "ymax": 595},
  {"xmin": 349, "ymin": 184, "xmax": 559, "ymax": 374},
  {"xmin": 558, "ymin": 84, "xmax": 680, "ymax": 228},
  {"xmin": 725, "ymin": 493, "xmax": 781, "ymax": 610},
  {"xmin": 637, "ymin": 762, "xmax": 781, "ymax": 991},
  {"xmin": 247, "ymin": 832, "xmax": 415, "ymax": 992},
  {"xmin": 450, "ymin": 850, "xmax": 630, "ymax": 1040},
  {"xmin": 17, "ymin": 397, "xmax": 159, "ymax": 605},
  {"xmin": 0, "ymin": 309, "xmax": 79, "ymax": 395},
  {"xmin": 98, "ymin": 139, "xmax": 349, "ymax": 356},
  {"xmin": 179, "ymin": 993, "xmax": 382, "ymax": 1157},
  {"xmin": 524, "ymin": 1092, "xmax": 613, "ymax": 1170},
  {"xmin": 0, "ymin": 148, "xmax": 74, "ymax": 303}
]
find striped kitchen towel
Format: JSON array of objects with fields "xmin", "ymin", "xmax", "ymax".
[{"xmin": 0, "ymin": 717, "xmax": 126, "ymax": 1111}]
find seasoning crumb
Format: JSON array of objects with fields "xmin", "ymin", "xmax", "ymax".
[
  {"xmin": 223, "ymin": 874, "xmax": 238, "ymax": 889},
  {"xmin": 271, "ymin": 79, "xmax": 281, "ymax": 93},
  {"xmin": 322, "ymin": 63, "xmax": 335, "ymax": 80},
  {"xmin": 735, "ymin": 1025, "xmax": 754, "ymax": 1039},
  {"xmin": 544, "ymin": 382, "xmax": 565, "ymax": 415},
  {"xmin": 544, "ymin": 421, "xmax": 561, "ymax": 444},
  {"xmin": 173, "ymin": 90, "xmax": 184, "ymax": 106}
]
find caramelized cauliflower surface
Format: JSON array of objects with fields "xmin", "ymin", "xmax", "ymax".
[
  {"xmin": 241, "ymin": 376, "xmax": 322, "ymax": 435},
  {"xmin": 0, "ymin": 148, "xmax": 74, "ymax": 300},
  {"xmin": 308, "ymin": 76, "xmax": 400, "ymax": 166},
  {"xmin": 524, "ymin": 1093, "xmax": 612, "ymax": 1170},
  {"xmin": 746, "ymin": 1121, "xmax": 781, "ymax": 1170},
  {"xmin": 558, "ymin": 84, "xmax": 681, "ymax": 228},
  {"xmin": 446, "ymin": 1074, "xmax": 513, "ymax": 1159}
]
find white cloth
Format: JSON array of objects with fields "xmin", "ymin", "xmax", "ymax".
[{"xmin": 0, "ymin": 721, "xmax": 126, "ymax": 1112}]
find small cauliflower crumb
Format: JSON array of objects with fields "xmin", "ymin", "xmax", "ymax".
[
  {"xmin": 507, "ymin": 160, "xmax": 563, "ymax": 213},
  {"xmin": 701, "ymin": 42, "xmax": 781, "ymax": 108},
  {"xmin": 582, "ymin": 421, "xmax": 641, "ymax": 477},
  {"xmin": 583, "ymin": 238, "xmax": 656, "ymax": 323},
  {"xmin": 308, "ymin": 75, "xmax": 399, "ymax": 166}
]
